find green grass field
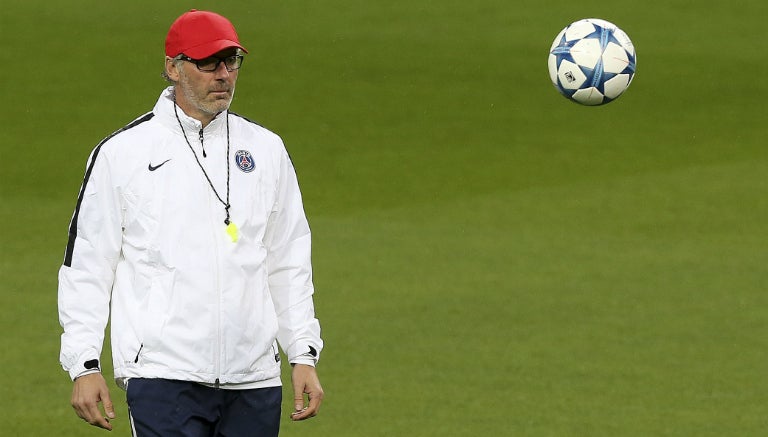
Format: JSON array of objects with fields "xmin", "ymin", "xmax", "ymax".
[{"xmin": 1, "ymin": 0, "xmax": 767, "ymax": 435}]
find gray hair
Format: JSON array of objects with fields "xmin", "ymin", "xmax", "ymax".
[{"xmin": 161, "ymin": 55, "xmax": 185, "ymax": 84}]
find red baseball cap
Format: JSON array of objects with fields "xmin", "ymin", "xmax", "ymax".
[{"xmin": 165, "ymin": 9, "xmax": 248, "ymax": 59}]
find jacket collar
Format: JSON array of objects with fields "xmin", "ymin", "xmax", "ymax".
[{"xmin": 153, "ymin": 86, "xmax": 228, "ymax": 136}]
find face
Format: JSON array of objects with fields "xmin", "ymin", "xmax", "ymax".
[{"xmin": 166, "ymin": 48, "xmax": 240, "ymax": 125}]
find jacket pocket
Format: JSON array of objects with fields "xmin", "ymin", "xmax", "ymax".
[
  {"xmin": 133, "ymin": 343, "xmax": 144, "ymax": 364},
  {"xmin": 271, "ymin": 341, "xmax": 281, "ymax": 363},
  {"xmin": 140, "ymin": 269, "xmax": 176, "ymax": 354}
]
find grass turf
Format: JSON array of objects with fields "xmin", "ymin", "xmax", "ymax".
[{"xmin": 1, "ymin": 0, "xmax": 766, "ymax": 435}]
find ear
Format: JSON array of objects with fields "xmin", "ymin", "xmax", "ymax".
[{"xmin": 165, "ymin": 56, "xmax": 181, "ymax": 82}]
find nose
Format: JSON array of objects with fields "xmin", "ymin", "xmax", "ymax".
[{"xmin": 213, "ymin": 61, "xmax": 232, "ymax": 78}]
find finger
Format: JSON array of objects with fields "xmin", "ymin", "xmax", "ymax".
[
  {"xmin": 101, "ymin": 388, "xmax": 116, "ymax": 419},
  {"xmin": 291, "ymin": 393, "xmax": 322, "ymax": 421},
  {"xmin": 85, "ymin": 403, "xmax": 113, "ymax": 430},
  {"xmin": 290, "ymin": 390, "xmax": 309, "ymax": 421},
  {"xmin": 71, "ymin": 392, "xmax": 92, "ymax": 422},
  {"xmin": 293, "ymin": 386, "xmax": 306, "ymax": 413},
  {"xmin": 290, "ymin": 407, "xmax": 311, "ymax": 421},
  {"xmin": 72, "ymin": 403, "xmax": 88, "ymax": 422},
  {"xmin": 93, "ymin": 416, "xmax": 113, "ymax": 431},
  {"xmin": 72, "ymin": 390, "xmax": 113, "ymax": 430},
  {"xmin": 307, "ymin": 392, "xmax": 322, "ymax": 416},
  {"xmin": 293, "ymin": 396, "xmax": 305, "ymax": 414},
  {"xmin": 291, "ymin": 404, "xmax": 317, "ymax": 420}
]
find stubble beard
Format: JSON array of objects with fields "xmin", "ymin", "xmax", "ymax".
[{"xmin": 177, "ymin": 71, "xmax": 236, "ymax": 119}]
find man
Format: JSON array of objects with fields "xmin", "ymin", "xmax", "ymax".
[{"xmin": 58, "ymin": 9, "xmax": 324, "ymax": 435}]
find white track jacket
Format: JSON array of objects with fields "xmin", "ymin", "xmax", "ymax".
[{"xmin": 59, "ymin": 87, "xmax": 322, "ymax": 385}]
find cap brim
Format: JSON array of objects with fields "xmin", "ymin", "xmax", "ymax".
[{"xmin": 183, "ymin": 39, "xmax": 248, "ymax": 59}]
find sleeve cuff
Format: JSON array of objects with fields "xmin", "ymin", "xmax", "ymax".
[
  {"xmin": 74, "ymin": 369, "xmax": 102, "ymax": 380},
  {"xmin": 67, "ymin": 356, "xmax": 101, "ymax": 381},
  {"xmin": 288, "ymin": 345, "xmax": 320, "ymax": 367},
  {"xmin": 289, "ymin": 357, "xmax": 317, "ymax": 367}
]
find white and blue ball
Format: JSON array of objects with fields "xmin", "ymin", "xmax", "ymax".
[{"xmin": 548, "ymin": 18, "xmax": 636, "ymax": 106}]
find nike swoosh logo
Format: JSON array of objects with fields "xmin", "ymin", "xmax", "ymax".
[{"xmin": 148, "ymin": 159, "xmax": 171, "ymax": 171}]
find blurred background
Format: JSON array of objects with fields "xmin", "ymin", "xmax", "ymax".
[{"xmin": 1, "ymin": 1, "xmax": 766, "ymax": 435}]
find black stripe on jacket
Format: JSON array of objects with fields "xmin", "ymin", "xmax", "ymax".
[{"xmin": 63, "ymin": 113, "xmax": 155, "ymax": 267}]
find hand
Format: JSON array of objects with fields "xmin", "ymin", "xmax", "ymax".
[
  {"xmin": 290, "ymin": 364, "xmax": 324, "ymax": 421},
  {"xmin": 71, "ymin": 373, "xmax": 115, "ymax": 431}
]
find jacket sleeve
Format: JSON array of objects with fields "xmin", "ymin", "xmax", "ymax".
[
  {"xmin": 58, "ymin": 146, "xmax": 122, "ymax": 380},
  {"xmin": 264, "ymin": 148, "xmax": 323, "ymax": 365}
]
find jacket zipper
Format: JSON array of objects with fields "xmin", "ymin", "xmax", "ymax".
[
  {"xmin": 209, "ymin": 174, "xmax": 222, "ymax": 387},
  {"xmin": 199, "ymin": 128, "xmax": 206, "ymax": 157}
]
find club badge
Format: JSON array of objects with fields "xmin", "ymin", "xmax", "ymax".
[{"xmin": 234, "ymin": 150, "xmax": 255, "ymax": 173}]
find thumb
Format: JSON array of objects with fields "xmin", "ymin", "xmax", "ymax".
[
  {"xmin": 102, "ymin": 388, "xmax": 116, "ymax": 419},
  {"xmin": 293, "ymin": 385, "xmax": 306, "ymax": 412},
  {"xmin": 294, "ymin": 393, "xmax": 305, "ymax": 412}
]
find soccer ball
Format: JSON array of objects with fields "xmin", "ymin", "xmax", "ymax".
[{"xmin": 548, "ymin": 18, "xmax": 636, "ymax": 105}]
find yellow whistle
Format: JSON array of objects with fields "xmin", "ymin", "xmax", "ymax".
[{"xmin": 226, "ymin": 222, "xmax": 239, "ymax": 243}]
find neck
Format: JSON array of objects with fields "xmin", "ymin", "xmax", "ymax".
[{"xmin": 171, "ymin": 89, "xmax": 219, "ymax": 128}]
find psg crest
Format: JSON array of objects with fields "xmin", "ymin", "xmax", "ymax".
[{"xmin": 234, "ymin": 150, "xmax": 255, "ymax": 173}]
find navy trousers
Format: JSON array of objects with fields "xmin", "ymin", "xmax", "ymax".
[{"xmin": 126, "ymin": 378, "xmax": 282, "ymax": 437}]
